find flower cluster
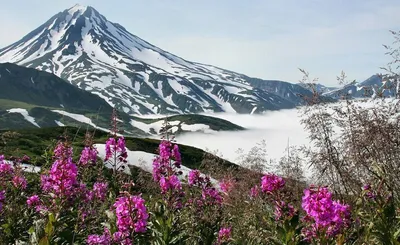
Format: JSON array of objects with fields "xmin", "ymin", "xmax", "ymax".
[
  {"xmin": 87, "ymin": 228, "xmax": 112, "ymax": 245},
  {"xmin": 41, "ymin": 157, "xmax": 78, "ymax": 200},
  {"xmin": 79, "ymin": 146, "xmax": 98, "ymax": 166},
  {"xmin": 187, "ymin": 170, "xmax": 223, "ymax": 206},
  {"xmin": 113, "ymin": 195, "xmax": 149, "ymax": 236},
  {"xmin": 105, "ymin": 136, "xmax": 127, "ymax": 163},
  {"xmin": 152, "ymin": 140, "xmax": 184, "ymax": 208},
  {"xmin": 219, "ymin": 178, "xmax": 234, "ymax": 193},
  {"xmin": 188, "ymin": 169, "xmax": 203, "ymax": 186},
  {"xmin": 201, "ymin": 187, "xmax": 223, "ymax": 206},
  {"xmin": 153, "ymin": 140, "xmax": 182, "ymax": 182},
  {"xmin": 301, "ymin": 186, "xmax": 351, "ymax": 239},
  {"xmin": 87, "ymin": 194, "xmax": 149, "ymax": 245},
  {"xmin": 274, "ymin": 201, "xmax": 296, "ymax": 221},
  {"xmin": 27, "ymin": 195, "xmax": 40, "ymax": 207},
  {"xmin": 0, "ymin": 160, "xmax": 14, "ymax": 179},
  {"xmin": 159, "ymin": 175, "xmax": 182, "ymax": 194},
  {"xmin": 261, "ymin": 174, "xmax": 285, "ymax": 193},
  {"xmin": 0, "ymin": 154, "xmax": 28, "ymax": 191},
  {"xmin": 217, "ymin": 227, "xmax": 232, "ymax": 244},
  {"xmin": 92, "ymin": 182, "xmax": 108, "ymax": 202},
  {"xmin": 12, "ymin": 175, "xmax": 27, "ymax": 190},
  {"xmin": 249, "ymin": 185, "xmax": 260, "ymax": 198}
]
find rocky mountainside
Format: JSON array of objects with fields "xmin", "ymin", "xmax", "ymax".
[
  {"xmin": 323, "ymin": 74, "xmax": 399, "ymax": 99},
  {"xmin": 0, "ymin": 4, "xmax": 314, "ymax": 115},
  {"xmin": 0, "ymin": 63, "xmax": 244, "ymax": 135}
]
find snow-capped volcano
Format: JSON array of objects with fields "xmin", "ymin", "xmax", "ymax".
[{"xmin": 0, "ymin": 4, "xmax": 299, "ymax": 115}]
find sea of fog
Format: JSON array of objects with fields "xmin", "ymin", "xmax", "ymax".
[
  {"xmin": 176, "ymin": 108, "xmax": 310, "ymax": 167},
  {"xmin": 135, "ymin": 99, "xmax": 399, "ymax": 177}
]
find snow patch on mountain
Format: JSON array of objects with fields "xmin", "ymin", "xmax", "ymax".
[
  {"xmin": 130, "ymin": 118, "xmax": 218, "ymax": 135},
  {"xmin": 52, "ymin": 110, "xmax": 110, "ymax": 132},
  {"xmin": 94, "ymin": 143, "xmax": 193, "ymax": 177},
  {"xmin": 54, "ymin": 120, "xmax": 65, "ymax": 126},
  {"xmin": 7, "ymin": 108, "xmax": 40, "ymax": 127},
  {"xmin": 180, "ymin": 123, "xmax": 213, "ymax": 133},
  {"xmin": 130, "ymin": 120, "xmax": 180, "ymax": 135}
]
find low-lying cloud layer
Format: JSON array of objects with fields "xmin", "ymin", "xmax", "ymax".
[{"xmin": 175, "ymin": 108, "xmax": 310, "ymax": 165}]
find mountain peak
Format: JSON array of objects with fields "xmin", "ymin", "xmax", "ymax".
[
  {"xmin": 0, "ymin": 5, "xmax": 303, "ymax": 115},
  {"xmin": 67, "ymin": 4, "xmax": 88, "ymax": 14}
]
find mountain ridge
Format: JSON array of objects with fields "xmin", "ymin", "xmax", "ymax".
[{"xmin": 0, "ymin": 4, "xmax": 309, "ymax": 115}]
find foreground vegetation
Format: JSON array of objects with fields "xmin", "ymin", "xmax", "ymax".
[{"xmin": 0, "ymin": 93, "xmax": 399, "ymax": 244}]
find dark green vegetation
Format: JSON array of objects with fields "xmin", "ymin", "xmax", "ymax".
[
  {"xmin": 0, "ymin": 63, "xmax": 113, "ymax": 114},
  {"xmin": 0, "ymin": 126, "xmax": 238, "ymax": 172}
]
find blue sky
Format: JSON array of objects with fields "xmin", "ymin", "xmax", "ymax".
[{"xmin": 0, "ymin": 0, "xmax": 399, "ymax": 86}]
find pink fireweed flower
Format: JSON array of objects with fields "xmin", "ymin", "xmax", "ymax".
[
  {"xmin": 41, "ymin": 144, "xmax": 79, "ymax": 200},
  {"xmin": 188, "ymin": 170, "xmax": 201, "ymax": 186},
  {"xmin": 172, "ymin": 144, "xmax": 181, "ymax": 167},
  {"xmin": 105, "ymin": 137, "xmax": 127, "ymax": 162},
  {"xmin": 274, "ymin": 201, "xmax": 296, "ymax": 221},
  {"xmin": 79, "ymin": 146, "xmax": 98, "ymax": 166},
  {"xmin": 87, "ymin": 228, "xmax": 112, "ymax": 245},
  {"xmin": 22, "ymin": 155, "xmax": 30, "ymax": 162},
  {"xmin": 202, "ymin": 187, "xmax": 223, "ymax": 205},
  {"xmin": 117, "ymin": 137, "xmax": 127, "ymax": 154},
  {"xmin": 261, "ymin": 173, "xmax": 285, "ymax": 193},
  {"xmin": 104, "ymin": 136, "xmax": 128, "ymax": 172},
  {"xmin": 152, "ymin": 140, "xmax": 181, "ymax": 180},
  {"xmin": 158, "ymin": 140, "xmax": 173, "ymax": 160},
  {"xmin": 105, "ymin": 138, "xmax": 116, "ymax": 161},
  {"xmin": 187, "ymin": 170, "xmax": 212, "ymax": 189},
  {"xmin": 0, "ymin": 163, "xmax": 13, "ymax": 176},
  {"xmin": 93, "ymin": 182, "xmax": 108, "ymax": 201},
  {"xmin": 113, "ymin": 195, "xmax": 149, "ymax": 235},
  {"xmin": 250, "ymin": 185, "xmax": 260, "ymax": 198},
  {"xmin": 159, "ymin": 175, "xmax": 182, "ymax": 194},
  {"xmin": 217, "ymin": 227, "xmax": 232, "ymax": 244},
  {"xmin": 53, "ymin": 142, "xmax": 73, "ymax": 160},
  {"xmin": 27, "ymin": 195, "xmax": 41, "ymax": 207},
  {"xmin": 219, "ymin": 178, "xmax": 234, "ymax": 193},
  {"xmin": 12, "ymin": 175, "xmax": 27, "ymax": 189},
  {"xmin": 363, "ymin": 184, "xmax": 377, "ymax": 199},
  {"xmin": 152, "ymin": 140, "xmax": 185, "ymax": 208},
  {"xmin": 302, "ymin": 186, "xmax": 351, "ymax": 238},
  {"xmin": 113, "ymin": 232, "xmax": 132, "ymax": 245}
]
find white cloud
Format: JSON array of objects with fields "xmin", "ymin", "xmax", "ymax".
[{"xmin": 175, "ymin": 109, "xmax": 309, "ymax": 165}]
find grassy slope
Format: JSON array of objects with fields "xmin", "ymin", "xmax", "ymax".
[
  {"xmin": 0, "ymin": 99, "xmax": 38, "ymax": 110},
  {"xmin": 0, "ymin": 99, "xmax": 148, "ymax": 136},
  {"xmin": 0, "ymin": 126, "xmax": 238, "ymax": 172},
  {"xmin": 1, "ymin": 99, "xmax": 245, "ymax": 136}
]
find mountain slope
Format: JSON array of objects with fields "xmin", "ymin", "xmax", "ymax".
[
  {"xmin": 0, "ymin": 4, "xmax": 301, "ymax": 115},
  {"xmin": 0, "ymin": 62, "xmax": 113, "ymax": 113},
  {"xmin": 0, "ymin": 63, "xmax": 245, "ymax": 135},
  {"xmin": 323, "ymin": 74, "xmax": 398, "ymax": 99}
]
